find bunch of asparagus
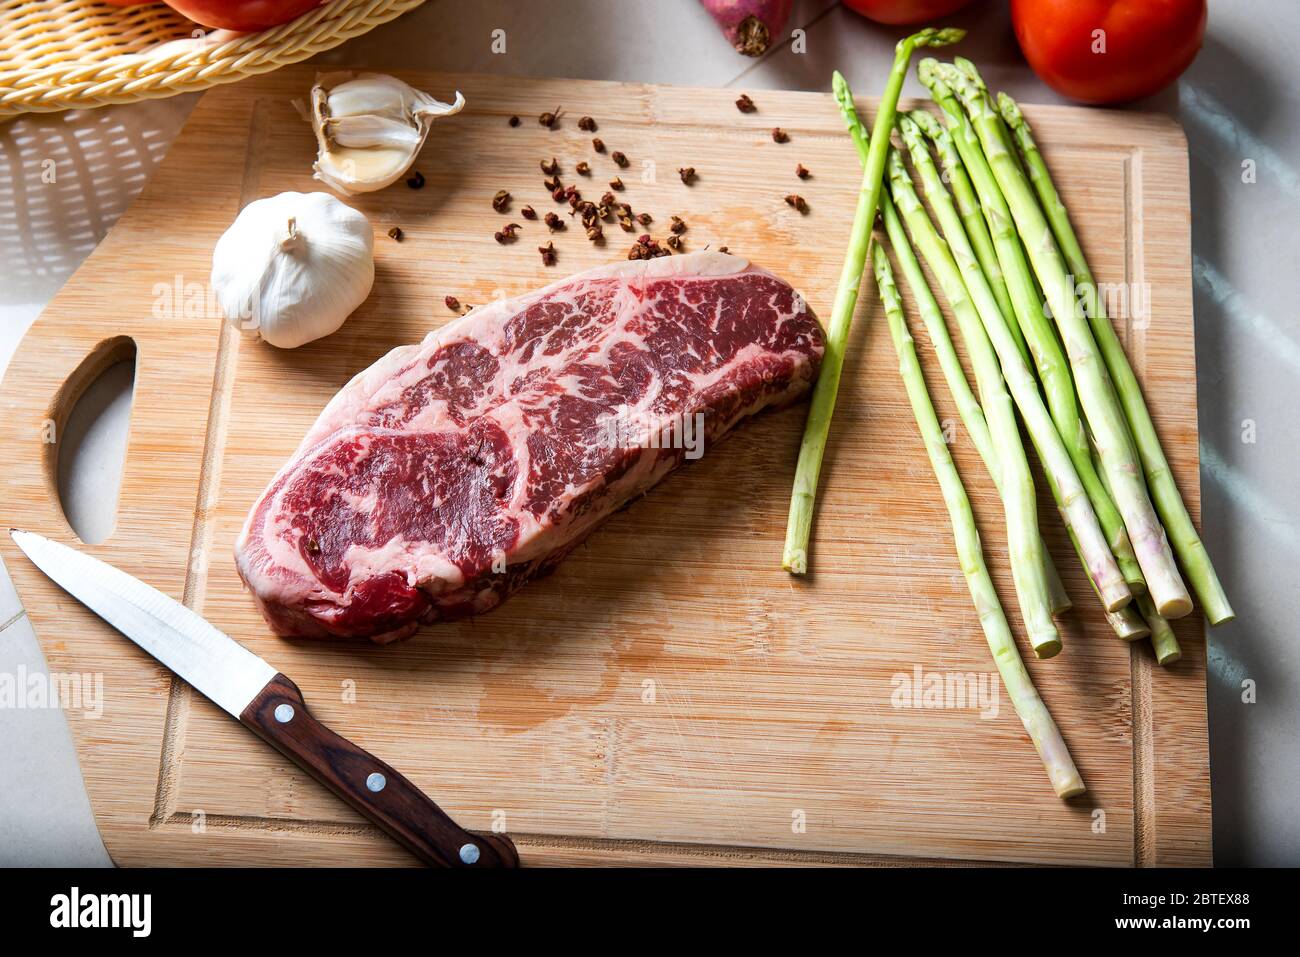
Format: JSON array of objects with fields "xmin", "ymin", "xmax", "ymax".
[{"xmin": 787, "ymin": 30, "xmax": 1232, "ymax": 796}]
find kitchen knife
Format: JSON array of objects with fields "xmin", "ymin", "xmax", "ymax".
[{"xmin": 9, "ymin": 529, "xmax": 519, "ymax": 869}]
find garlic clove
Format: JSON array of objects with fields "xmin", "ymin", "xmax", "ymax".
[
  {"xmin": 323, "ymin": 114, "xmax": 424, "ymax": 150},
  {"xmin": 310, "ymin": 72, "xmax": 464, "ymax": 195}
]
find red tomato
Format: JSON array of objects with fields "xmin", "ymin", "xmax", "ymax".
[
  {"xmin": 161, "ymin": 0, "xmax": 324, "ymax": 31},
  {"xmin": 1011, "ymin": 0, "xmax": 1207, "ymax": 104},
  {"xmin": 842, "ymin": 0, "xmax": 976, "ymax": 26}
]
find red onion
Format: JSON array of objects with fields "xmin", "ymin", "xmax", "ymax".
[{"xmin": 699, "ymin": 0, "xmax": 794, "ymax": 57}]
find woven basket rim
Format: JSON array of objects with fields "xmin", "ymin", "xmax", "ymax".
[{"xmin": 0, "ymin": 0, "xmax": 427, "ymax": 116}]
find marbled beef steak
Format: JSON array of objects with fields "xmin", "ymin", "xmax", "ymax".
[{"xmin": 235, "ymin": 252, "xmax": 824, "ymax": 642}]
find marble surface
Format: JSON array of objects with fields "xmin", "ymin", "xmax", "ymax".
[{"xmin": 0, "ymin": 0, "xmax": 1294, "ymax": 866}]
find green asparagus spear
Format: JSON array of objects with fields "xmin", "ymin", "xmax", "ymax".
[
  {"xmin": 906, "ymin": 109, "xmax": 1031, "ymax": 369},
  {"xmin": 887, "ymin": 145, "xmax": 1061, "ymax": 656},
  {"xmin": 834, "ymin": 76, "xmax": 1070, "ymax": 615},
  {"xmin": 872, "ymin": 243, "xmax": 1084, "ymax": 797},
  {"xmin": 782, "ymin": 29, "xmax": 964, "ymax": 575},
  {"xmin": 941, "ymin": 59, "xmax": 1192, "ymax": 619},
  {"xmin": 1137, "ymin": 593, "xmax": 1182, "ymax": 665},
  {"xmin": 914, "ymin": 65, "xmax": 1148, "ymax": 597},
  {"xmin": 895, "ymin": 113, "xmax": 1129, "ymax": 619},
  {"xmin": 997, "ymin": 91, "xmax": 1234, "ymax": 626}
]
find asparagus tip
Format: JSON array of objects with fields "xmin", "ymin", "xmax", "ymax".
[
  {"xmin": 997, "ymin": 91, "xmax": 1026, "ymax": 129},
  {"xmin": 928, "ymin": 27, "xmax": 967, "ymax": 47}
]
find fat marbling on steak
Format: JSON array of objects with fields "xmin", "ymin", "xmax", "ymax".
[{"xmin": 235, "ymin": 252, "xmax": 824, "ymax": 642}]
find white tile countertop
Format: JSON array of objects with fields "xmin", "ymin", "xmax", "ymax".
[{"xmin": 1, "ymin": 0, "xmax": 1295, "ymax": 866}]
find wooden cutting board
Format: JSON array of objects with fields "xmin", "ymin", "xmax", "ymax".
[{"xmin": 0, "ymin": 67, "xmax": 1211, "ymax": 866}]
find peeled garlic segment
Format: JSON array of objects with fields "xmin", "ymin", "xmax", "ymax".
[
  {"xmin": 311, "ymin": 72, "xmax": 465, "ymax": 195},
  {"xmin": 211, "ymin": 191, "xmax": 375, "ymax": 349}
]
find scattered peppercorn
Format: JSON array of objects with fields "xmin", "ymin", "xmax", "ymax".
[
  {"xmin": 541, "ymin": 157, "xmax": 559, "ymax": 175},
  {"xmin": 611, "ymin": 150, "xmax": 628, "ymax": 168},
  {"xmin": 670, "ymin": 215, "xmax": 687, "ymax": 235},
  {"xmin": 784, "ymin": 194, "xmax": 809, "ymax": 213},
  {"xmin": 387, "ymin": 226, "xmax": 403, "ymax": 241},
  {"xmin": 444, "ymin": 295, "xmax": 460, "ymax": 311},
  {"xmin": 494, "ymin": 223, "xmax": 521, "ymax": 244},
  {"xmin": 406, "ymin": 170, "xmax": 425, "ymax": 189},
  {"xmin": 551, "ymin": 187, "xmax": 566, "ymax": 203},
  {"xmin": 576, "ymin": 161, "xmax": 591, "ymax": 176},
  {"xmin": 666, "ymin": 234, "xmax": 683, "ymax": 251},
  {"xmin": 718, "ymin": 246, "xmax": 729, "ymax": 254},
  {"xmin": 508, "ymin": 115, "xmax": 520, "ymax": 127},
  {"xmin": 772, "ymin": 127, "xmax": 789, "ymax": 143},
  {"xmin": 592, "ymin": 137, "xmax": 606, "ymax": 153},
  {"xmin": 539, "ymin": 106, "xmax": 562, "ymax": 128},
  {"xmin": 544, "ymin": 211, "xmax": 565, "ymax": 231},
  {"xmin": 636, "ymin": 212, "xmax": 653, "ymax": 225},
  {"xmin": 521, "ymin": 205, "xmax": 537, "ymax": 220},
  {"xmin": 586, "ymin": 224, "xmax": 604, "ymax": 242},
  {"xmin": 491, "ymin": 189, "xmax": 510, "ymax": 212},
  {"xmin": 678, "ymin": 166, "xmax": 696, "ymax": 185},
  {"xmin": 538, "ymin": 241, "xmax": 557, "ymax": 266},
  {"xmin": 578, "ymin": 115, "xmax": 597, "ymax": 132},
  {"xmin": 627, "ymin": 234, "xmax": 670, "ymax": 260},
  {"xmin": 735, "ymin": 93, "xmax": 757, "ymax": 113},
  {"xmin": 609, "ymin": 177, "xmax": 624, "ymax": 191},
  {"xmin": 796, "ymin": 163, "xmax": 811, "ymax": 179}
]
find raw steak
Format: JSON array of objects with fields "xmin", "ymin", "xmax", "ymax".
[{"xmin": 235, "ymin": 252, "xmax": 823, "ymax": 642}]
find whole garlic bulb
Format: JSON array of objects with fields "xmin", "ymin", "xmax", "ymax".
[
  {"xmin": 311, "ymin": 72, "xmax": 465, "ymax": 195},
  {"xmin": 211, "ymin": 191, "xmax": 374, "ymax": 349}
]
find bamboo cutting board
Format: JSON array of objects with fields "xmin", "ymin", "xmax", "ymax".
[{"xmin": 0, "ymin": 68, "xmax": 1211, "ymax": 866}]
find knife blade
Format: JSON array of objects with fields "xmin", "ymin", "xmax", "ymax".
[{"xmin": 9, "ymin": 529, "xmax": 519, "ymax": 869}]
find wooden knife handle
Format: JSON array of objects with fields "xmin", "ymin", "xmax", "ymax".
[{"xmin": 240, "ymin": 674, "xmax": 519, "ymax": 868}]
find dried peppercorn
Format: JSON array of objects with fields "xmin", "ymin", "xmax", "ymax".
[
  {"xmin": 539, "ymin": 106, "xmax": 562, "ymax": 128},
  {"xmin": 636, "ymin": 212, "xmax": 652, "ymax": 225},
  {"xmin": 521, "ymin": 205, "xmax": 537, "ymax": 220},
  {"xmin": 551, "ymin": 187, "xmax": 566, "ymax": 203},
  {"xmin": 670, "ymin": 215, "xmax": 687, "ymax": 235},
  {"xmin": 494, "ymin": 223, "xmax": 521, "ymax": 243},
  {"xmin": 491, "ymin": 189, "xmax": 510, "ymax": 212},
  {"xmin": 771, "ymin": 127, "xmax": 789, "ymax": 143},
  {"xmin": 444, "ymin": 295, "xmax": 460, "ymax": 311},
  {"xmin": 576, "ymin": 161, "xmax": 591, "ymax": 176},
  {"xmin": 592, "ymin": 137, "xmax": 606, "ymax": 153},
  {"xmin": 406, "ymin": 170, "xmax": 425, "ymax": 189},
  {"xmin": 387, "ymin": 226, "xmax": 403, "ymax": 241},
  {"xmin": 611, "ymin": 150, "xmax": 629, "ymax": 168},
  {"xmin": 735, "ymin": 93, "xmax": 756, "ymax": 113},
  {"xmin": 508, "ymin": 115, "xmax": 520, "ymax": 127},
  {"xmin": 586, "ymin": 224, "xmax": 604, "ymax": 242},
  {"xmin": 677, "ymin": 166, "xmax": 696, "ymax": 185},
  {"xmin": 784, "ymin": 194, "xmax": 809, "ymax": 213},
  {"xmin": 666, "ymin": 234, "xmax": 683, "ymax": 251},
  {"xmin": 538, "ymin": 241, "xmax": 557, "ymax": 265},
  {"xmin": 609, "ymin": 177, "xmax": 624, "ymax": 191},
  {"xmin": 796, "ymin": 163, "xmax": 811, "ymax": 179},
  {"xmin": 544, "ymin": 211, "xmax": 565, "ymax": 231},
  {"xmin": 541, "ymin": 157, "xmax": 559, "ymax": 175},
  {"xmin": 578, "ymin": 115, "xmax": 597, "ymax": 132}
]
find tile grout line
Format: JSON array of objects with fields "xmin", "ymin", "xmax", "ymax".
[{"xmin": 0, "ymin": 609, "xmax": 27, "ymax": 635}]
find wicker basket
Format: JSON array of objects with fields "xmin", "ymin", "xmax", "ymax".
[{"xmin": 0, "ymin": 0, "xmax": 428, "ymax": 119}]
